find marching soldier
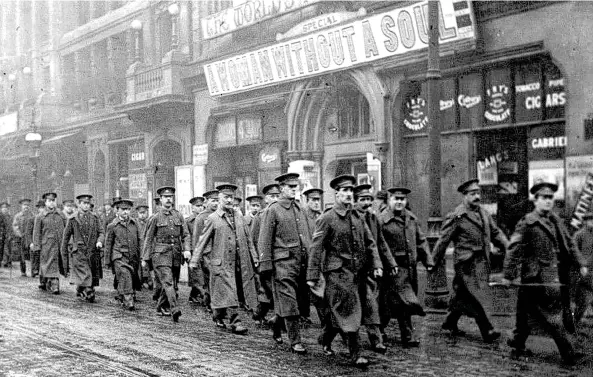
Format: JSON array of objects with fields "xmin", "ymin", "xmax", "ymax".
[
  {"xmin": 574, "ymin": 212, "xmax": 593, "ymax": 325},
  {"xmin": 432, "ymin": 179, "xmax": 508, "ymax": 343},
  {"xmin": 0, "ymin": 202, "xmax": 12, "ymax": 268},
  {"xmin": 190, "ymin": 184, "xmax": 258, "ymax": 334},
  {"xmin": 243, "ymin": 195, "xmax": 262, "ymax": 229},
  {"xmin": 258, "ymin": 173, "xmax": 311, "ymax": 354},
  {"xmin": 503, "ymin": 182, "xmax": 588, "ymax": 365},
  {"xmin": 136, "ymin": 204, "xmax": 152, "ymax": 290},
  {"xmin": 378, "ymin": 187, "xmax": 433, "ymax": 347},
  {"xmin": 61, "ymin": 199, "xmax": 77, "ymax": 283},
  {"xmin": 13, "ymin": 199, "xmax": 34, "ymax": 277},
  {"xmin": 186, "ymin": 196, "xmax": 204, "ymax": 303},
  {"xmin": 105, "ymin": 199, "xmax": 142, "ymax": 311},
  {"xmin": 61, "ymin": 194, "xmax": 105, "ymax": 302},
  {"xmin": 353, "ymin": 184, "xmax": 396, "ymax": 353},
  {"xmin": 191, "ymin": 189, "xmax": 219, "ymax": 312},
  {"xmin": 142, "ymin": 186, "xmax": 191, "ymax": 322},
  {"xmin": 307, "ymin": 175, "xmax": 383, "ymax": 366},
  {"xmin": 251, "ymin": 183, "xmax": 280, "ymax": 325},
  {"xmin": 303, "ymin": 188, "xmax": 323, "ymax": 235},
  {"xmin": 32, "ymin": 192, "xmax": 67, "ymax": 294},
  {"xmin": 27, "ymin": 200, "xmax": 45, "ymax": 277}
]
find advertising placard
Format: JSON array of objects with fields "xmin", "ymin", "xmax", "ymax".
[{"xmin": 175, "ymin": 165, "xmax": 193, "ymax": 217}]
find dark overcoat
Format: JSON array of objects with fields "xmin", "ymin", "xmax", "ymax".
[
  {"xmin": 258, "ymin": 198, "xmax": 311, "ymax": 317},
  {"xmin": 307, "ymin": 203, "xmax": 382, "ymax": 332},
  {"xmin": 105, "ymin": 217, "xmax": 142, "ymax": 290},
  {"xmin": 32, "ymin": 209, "xmax": 66, "ymax": 278},
  {"xmin": 574, "ymin": 224, "xmax": 593, "ymax": 288},
  {"xmin": 61, "ymin": 211, "xmax": 105, "ymax": 286},
  {"xmin": 192, "ymin": 208, "xmax": 259, "ymax": 311}
]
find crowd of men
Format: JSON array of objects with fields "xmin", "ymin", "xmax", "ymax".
[{"xmin": 0, "ymin": 173, "xmax": 591, "ymax": 367}]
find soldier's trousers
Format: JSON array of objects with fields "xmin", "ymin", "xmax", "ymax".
[
  {"xmin": 114, "ymin": 260, "xmax": 135, "ymax": 296},
  {"xmin": 574, "ymin": 278, "xmax": 593, "ymax": 324},
  {"xmin": 511, "ymin": 286, "xmax": 574, "ymax": 360},
  {"xmin": 17, "ymin": 237, "xmax": 26, "ymax": 274},
  {"xmin": 1, "ymin": 236, "xmax": 11, "ymax": 265},
  {"xmin": 272, "ymin": 315, "xmax": 302, "ymax": 345},
  {"xmin": 155, "ymin": 265, "xmax": 178, "ymax": 314},
  {"xmin": 31, "ymin": 250, "xmax": 40, "ymax": 276}
]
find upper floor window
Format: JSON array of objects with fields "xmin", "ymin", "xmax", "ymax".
[
  {"xmin": 337, "ymin": 85, "xmax": 371, "ymax": 139},
  {"xmin": 208, "ymin": 0, "xmax": 233, "ymax": 16}
]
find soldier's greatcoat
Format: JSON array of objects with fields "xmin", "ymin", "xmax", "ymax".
[
  {"xmin": 307, "ymin": 203, "xmax": 382, "ymax": 332},
  {"xmin": 258, "ymin": 198, "xmax": 312, "ymax": 317},
  {"xmin": 32, "ymin": 209, "xmax": 66, "ymax": 278},
  {"xmin": 192, "ymin": 208, "xmax": 258, "ymax": 311},
  {"xmin": 105, "ymin": 217, "xmax": 142, "ymax": 294},
  {"xmin": 61, "ymin": 211, "xmax": 105, "ymax": 287},
  {"xmin": 432, "ymin": 203, "xmax": 508, "ymax": 317}
]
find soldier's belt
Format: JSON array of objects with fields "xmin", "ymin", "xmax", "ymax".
[{"xmin": 155, "ymin": 237, "xmax": 180, "ymax": 244}]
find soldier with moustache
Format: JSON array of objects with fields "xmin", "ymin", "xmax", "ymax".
[
  {"xmin": 432, "ymin": 179, "xmax": 508, "ymax": 343},
  {"xmin": 258, "ymin": 174, "xmax": 311, "ymax": 353},
  {"xmin": 190, "ymin": 184, "xmax": 258, "ymax": 334},
  {"xmin": 136, "ymin": 204, "xmax": 152, "ymax": 290},
  {"xmin": 186, "ymin": 196, "xmax": 205, "ymax": 303},
  {"xmin": 503, "ymin": 182, "xmax": 588, "ymax": 365},
  {"xmin": 353, "ymin": 184, "xmax": 397, "ymax": 353},
  {"xmin": 13, "ymin": 199, "xmax": 34, "ymax": 277},
  {"xmin": 251, "ymin": 183, "xmax": 281, "ymax": 325},
  {"xmin": 191, "ymin": 189, "xmax": 219, "ymax": 312},
  {"xmin": 32, "ymin": 192, "xmax": 67, "ymax": 294},
  {"xmin": 142, "ymin": 186, "xmax": 191, "ymax": 322},
  {"xmin": 378, "ymin": 187, "xmax": 433, "ymax": 348},
  {"xmin": 27, "ymin": 200, "xmax": 45, "ymax": 277},
  {"xmin": 307, "ymin": 175, "xmax": 383, "ymax": 367},
  {"xmin": 61, "ymin": 194, "xmax": 105, "ymax": 302},
  {"xmin": 105, "ymin": 199, "xmax": 143, "ymax": 311}
]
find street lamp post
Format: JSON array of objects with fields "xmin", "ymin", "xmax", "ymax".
[
  {"xmin": 131, "ymin": 20, "xmax": 143, "ymax": 63},
  {"xmin": 168, "ymin": 3, "xmax": 180, "ymax": 51},
  {"xmin": 424, "ymin": 0, "xmax": 449, "ymax": 309},
  {"xmin": 25, "ymin": 112, "xmax": 42, "ymax": 201}
]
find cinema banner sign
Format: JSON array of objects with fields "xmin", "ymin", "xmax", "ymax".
[{"xmin": 204, "ymin": 0, "xmax": 476, "ymax": 97}]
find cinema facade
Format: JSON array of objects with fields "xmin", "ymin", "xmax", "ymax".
[{"xmin": 188, "ymin": 0, "xmax": 593, "ymax": 233}]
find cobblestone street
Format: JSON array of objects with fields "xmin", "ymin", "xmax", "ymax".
[{"xmin": 0, "ymin": 263, "xmax": 591, "ymax": 377}]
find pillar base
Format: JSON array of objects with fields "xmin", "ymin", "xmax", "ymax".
[{"xmin": 425, "ymin": 216, "xmax": 449, "ymax": 310}]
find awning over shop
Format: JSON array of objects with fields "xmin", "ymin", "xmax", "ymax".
[{"xmin": 42, "ymin": 130, "xmax": 83, "ymax": 145}]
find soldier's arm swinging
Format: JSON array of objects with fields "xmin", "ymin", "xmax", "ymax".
[{"xmin": 190, "ymin": 218, "xmax": 214, "ymax": 269}]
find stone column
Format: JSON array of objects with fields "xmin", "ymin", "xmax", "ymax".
[{"xmin": 48, "ymin": 0, "xmax": 62, "ymax": 99}]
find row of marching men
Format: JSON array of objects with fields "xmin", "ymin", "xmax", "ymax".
[{"xmin": 24, "ymin": 173, "xmax": 593, "ymax": 367}]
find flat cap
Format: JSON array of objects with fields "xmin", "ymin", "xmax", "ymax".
[
  {"xmin": 202, "ymin": 190, "xmax": 220, "ymax": 200},
  {"xmin": 303, "ymin": 188, "xmax": 323, "ymax": 198},
  {"xmin": 113, "ymin": 199, "xmax": 134, "ymax": 209},
  {"xmin": 530, "ymin": 182, "xmax": 558, "ymax": 196},
  {"xmin": 189, "ymin": 196, "xmax": 205, "ymax": 206},
  {"xmin": 42, "ymin": 192, "xmax": 57, "ymax": 200},
  {"xmin": 330, "ymin": 175, "xmax": 356, "ymax": 190},
  {"xmin": 275, "ymin": 172, "xmax": 300, "ymax": 185},
  {"xmin": 18, "ymin": 198, "xmax": 32, "ymax": 205},
  {"xmin": 62, "ymin": 199, "xmax": 75, "ymax": 206},
  {"xmin": 35, "ymin": 199, "xmax": 45, "ymax": 208},
  {"xmin": 157, "ymin": 186, "xmax": 175, "ymax": 196},
  {"xmin": 387, "ymin": 187, "xmax": 411, "ymax": 196},
  {"xmin": 136, "ymin": 205, "xmax": 149, "ymax": 211},
  {"xmin": 354, "ymin": 184, "xmax": 373, "ymax": 198},
  {"xmin": 76, "ymin": 194, "xmax": 93, "ymax": 202},
  {"xmin": 457, "ymin": 179, "xmax": 480, "ymax": 194},
  {"xmin": 262, "ymin": 183, "xmax": 281, "ymax": 195},
  {"xmin": 216, "ymin": 183, "xmax": 238, "ymax": 195},
  {"xmin": 246, "ymin": 195, "xmax": 263, "ymax": 203},
  {"xmin": 375, "ymin": 190, "xmax": 389, "ymax": 201}
]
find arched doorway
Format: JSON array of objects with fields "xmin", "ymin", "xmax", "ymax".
[
  {"xmin": 153, "ymin": 139, "xmax": 182, "ymax": 193},
  {"xmin": 93, "ymin": 150, "xmax": 106, "ymax": 203}
]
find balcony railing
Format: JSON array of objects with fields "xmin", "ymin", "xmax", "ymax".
[{"xmin": 124, "ymin": 56, "xmax": 189, "ymax": 104}]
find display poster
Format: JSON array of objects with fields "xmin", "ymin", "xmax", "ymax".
[
  {"xmin": 566, "ymin": 155, "xmax": 593, "ymax": 230},
  {"xmin": 129, "ymin": 173, "xmax": 148, "ymax": 201},
  {"xmin": 175, "ymin": 165, "xmax": 193, "ymax": 217}
]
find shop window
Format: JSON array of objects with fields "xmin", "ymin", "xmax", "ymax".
[
  {"xmin": 543, "ymin": 62, "xmax": 566, "ymax": 120},
  {"xmin": 213, "ymin": 114, "xmax": 262, "ymax": 148},
  {"xmin": 514, "ymin": 62, "xmax": 542, "ymax": 123},
  {"xmin": 441, "ymin": 78, "xmax": 457, "ymax": 131},
  {"xmin": 484, "ymin": 67, "xmax": 513, "ymax": 126},
  {"xmin": 458, "ymin": 72, "xmax": 482, "ymax": 130},
  {"xmin": 402, "ymin": 81, "xmax": 427, "ymax": 134},
  {"xmin": 208, "ymin": 0, "xmax": 233, "ymax": 15},
  {"xmin": 156, "ymin": 13, "xmax": 173, "ymax": 59},
  {"xmin": 337, "ymin": 85, "xmax": 371, "ymax": 139}
]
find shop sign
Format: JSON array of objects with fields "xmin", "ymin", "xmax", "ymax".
[
  {"xmin": 484, "ymin": 84, "xmax": 511, "ymax": 123},
  {"xmin": 202, "ymin": 0, "xmax": 320, "ymax": 40},
  {"xmin": 128, "ymin": 140, "xmax": 145, "ymax": 171},
  {"xmin": 205, "ymin": 0, "xmax": 477, "ymax": 96},
  {"xmin": 457, "ymin": 94, "xmax": 481, "ymax": 109},
  {"xmin": 237, "ymin": 115, "xmax": 262, "ymax": 145},
  {"xmin": 570, "ymin": 172, "xmax": 593, "ymax": 230},
  {"xmin": 528, "ymin": 124, "xmax": 566, "ymax": 161},
  {"xmin": 403, "ymin": 97, "xmax": 428, "ymax": 131},
  {"xmin": 258, "ymin": 146, "xmax": 281, "ymax": 169},
  {"xmin": 128, "ymin": 173, "xmax": 147, "ymax": 200},
  {"xmin": 193, "ymin": 144, "xmax": 209, "ymax": 165},
  {"xmin": 0, "ymin": 112, "xmax": 17, "ymax": 136},
  {"xmin": 567, "ymin": 155, "xmax": 593, "ymax": 228},
  {"xmin": 214, "ymin": 117, "xmax": 237, "ymax": 148},
  {"xmin": 476, "ymin": 150, "xmax": 510, "ymax": 185},
  {"xmin": 278, "ymin": 10, "xmax": 361, "ymax": 40}
]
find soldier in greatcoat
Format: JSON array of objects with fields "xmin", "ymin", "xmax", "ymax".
[
  {"xmin": 12, "ymin": 199, "xmax": 34, "ymax": 277},
  {"xmin": 432, "ymin": 179, "xmax": 508, "ymax": 343},
  {"xmin": 258, "ymin": 173, "xmax": 311, "ymax": 354},
  {"xmin": 61, "ymin": 199, "xmax": 77, "ymax": 284},
  {"xmin": 0, "ymin": 202, "xmax": 13, "ymax": 268},
  {"xmin": 574, "ymin": 212, "xmax": 593, "ymax": 325},
  {"xmin": 186, "ymin": 196, "xmax": 205, "ymax": 303},
  {"xmin": 142, "ymin": 186, "xmax": 191, "ymax": 322},
  {"xmin": 353, "ymin": 184, "xmax": 397, "ymax": 353},
  {"xmin": 27, "ymin": 200, "xmax": 45, "ymax": 277},
  {"xmin": 307, "ymin": 175, "xmax": 383, "ymax": 367},
  {"xmin": 250, "ymin": 183, "xmax": 280, "ymax": 325},
  {"xmin": 61, "ymin": 194, "xmax": 105, "ymax": 302},
  {"xmin": 32, "ymin": 192, "xmax": 67, "ymax": 294},
  {"xmin": 136, "ymin": 205, "xmax": 152, "ymax": 290},
  {"xmin": 190, "ymin": 184, "xmax": 258, "ymax": 335},
  {"xmin": 503, "ymin": 182, "xmax": 588, "ymax": 365},
  {"xmin": 191, "ymin": 189, "xmax": 219, "ymax": 312},
  {"xmin": 105, "ymin": 199, "xmax": 142, "ymax": 311},
  {"xmin": 378, "ymin": 187, "xmax": 433, "ymax": 348}
]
